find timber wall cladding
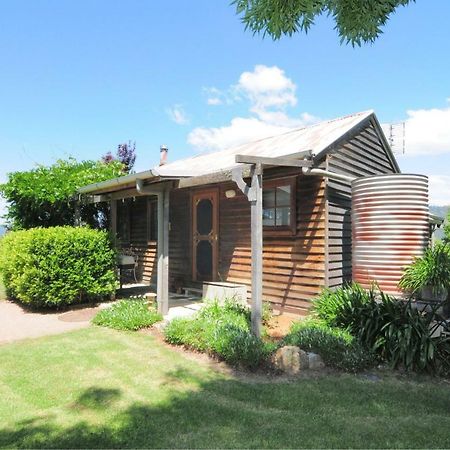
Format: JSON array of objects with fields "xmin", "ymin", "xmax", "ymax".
[
  {"xmin": 219, "ymin": 170, "xmax": 326, "ymax": 316},
  {"xmin": 325, "ymin": 121, "xmax": 398, "ymax": 288},
  {"xmin": 167, "ymin": 171, "xmax": 326, "ymax": 315}
]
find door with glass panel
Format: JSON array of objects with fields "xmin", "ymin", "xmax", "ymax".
[{"xmin": 192, "ymin": 190, "xmax": 218, "ymax": 281}]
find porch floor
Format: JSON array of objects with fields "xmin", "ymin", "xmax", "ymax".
[{"xmin": 117, "ymin": 283, "xmax": 203, "ymax": 320}]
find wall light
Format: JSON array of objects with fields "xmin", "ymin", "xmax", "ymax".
[{"xmin": 225, "ymin": 189, "xmax": 236, "ymax": 199}]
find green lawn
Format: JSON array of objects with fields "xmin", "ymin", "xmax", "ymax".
[{"xmin": 0, "ymin": 328, "xmax": 449, "ymax": 449}]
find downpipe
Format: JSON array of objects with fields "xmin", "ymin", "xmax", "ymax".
[{"xmin": 301, "ymin": 166, "xmax": 356, "ymax": 183}]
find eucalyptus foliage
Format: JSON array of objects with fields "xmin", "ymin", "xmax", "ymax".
[
  {"xmin": 233, "ymin": 0, "xmax": 414, "ymax": 46},
  {"xmin": 0, "ymin": 158, "xmax": 124, "ymax": 229}
]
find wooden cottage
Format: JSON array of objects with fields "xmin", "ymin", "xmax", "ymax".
[{"xmin": 79, "ymin": 110, "xmax": 400, "ymax": 321}]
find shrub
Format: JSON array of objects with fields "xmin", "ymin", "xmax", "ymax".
[
  {"xmin": 341, "ymin": 293, "xmax": 449, "ymax": 373},
  {"xmin": 399, "ymin": 243, "xmax": 450, "ymax": 296},
  {"xmin": 283, "ymin": 319, "xmax": 376, "ymax": 372},
  {"xmin": 314, "ymin": 284, "xmax": 450, "ymax": 374},
  {"xmin": 0, "ymin": 158, "xmax": 125, "ymax": 230},
  {"xmin": 164, "ymin": 317, "xmax": 209, "ymax": 351},
  {"xmin": 164, "ymin": 299, "xmax": 272, "ymax": 369},
  {"xmin": 313, "ymin": 283, "xmax": 371, "ymax": 327},
  {"xmin": 92, "ymin": 298, "xmax": 162, "ymax": 331},
  {"xmin": 0, "ymin": 226, "xmax": 116, "ymax": 308}
]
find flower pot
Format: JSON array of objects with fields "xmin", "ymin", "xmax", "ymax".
[{"xmin": 420, "ymin": 285, "xmax": 448, "ymax": 303}]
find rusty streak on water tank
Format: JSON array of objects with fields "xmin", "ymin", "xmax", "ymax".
[{"xmin": 351, "ymin": 174, "xmax": 429, "ymax": 296}]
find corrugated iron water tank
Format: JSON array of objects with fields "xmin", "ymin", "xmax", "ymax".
[{"xmin": 352, "ymin": 174, "xmax": 429, "ymax": 296}]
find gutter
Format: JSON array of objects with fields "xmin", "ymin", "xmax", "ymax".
[{"xmin": 78, "ymin": 169, "xmax": 157, "ymax": 194}]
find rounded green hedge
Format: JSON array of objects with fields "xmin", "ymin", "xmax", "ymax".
[{"xmin": 0, "ymin": 226, "xmax": 117, "ymax": 308}]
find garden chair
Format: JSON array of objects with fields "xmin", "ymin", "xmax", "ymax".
[{"xmin": 117, "ymin": 251, "xmax": 139, "ymax": 288}]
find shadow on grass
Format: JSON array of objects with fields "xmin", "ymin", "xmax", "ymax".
[
  {"xmin": 72, "ymin": 387, "xmax": 122, "ymax": 410},
  {"xmin": 1, "ymin": 368, "xmax": 450, "ymax": 449}
]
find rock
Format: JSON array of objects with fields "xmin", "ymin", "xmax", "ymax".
[
  {"xmin": 271, "ymin": 346, "xmax": 309, "ymax": 375},
  {"xmin": 306, "ymin": 352, "xmax": 325, "ymax": 370},
  {"xmin": 362, "ymin": 373, "xmax": 381, "ymax": 382}
]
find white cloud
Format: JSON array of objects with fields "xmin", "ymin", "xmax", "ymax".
[
  {"xmin": 190, "ymin": 65, "xmax": 318, "ymax": 151},
  {"xmin": 207, "ymin": 97, "xmax": 222, "ymax": 106},
  {"xmin": 403, "ymin": 100, "xmax": 450, "ymax": 155},
  {"xmin": 429, "ymin": 175, "xmax": 450, "ymax": 206},
  {"xmin": 237, "ymin": 64, "xmax": 297, "ymax": 113},
  {"xmin": 188, "ymin": 117, "xmax": 293, "ymax": 152},
  {"xmin": 166, "ymin": 104, "xmax": 189, "ymax": 125},
  {"xmin": 203, "ymin": 87, "xmax": 224, "ymax": 106}
]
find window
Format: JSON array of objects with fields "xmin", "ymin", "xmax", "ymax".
[
  {"xmin": 117, "ymin": 199, "xmax": 130, "ymax": 243},
  {"xmin": 263, "ymin": 178, "xmax": 296, "ymax": 233},
  {"xmin": 116, "ymin": 197, "xmax": 158, "ymax": 244}
]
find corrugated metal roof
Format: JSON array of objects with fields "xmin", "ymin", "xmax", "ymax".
[
  {"xmin": 79, "ymin": 110, "xmax": 383, "ymax": 194},
  {"xmin": 154, "ymin": 110, "xmax": 374, "ymax": 178}
]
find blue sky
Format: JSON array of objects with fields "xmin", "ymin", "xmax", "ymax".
[{"xmin": 1, "ymin": 0, "xmax": 450, "ymax": 217}]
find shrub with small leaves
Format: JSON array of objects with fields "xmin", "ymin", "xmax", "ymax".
[
  {"xmin": 0, "ymin": 158, "xmax": 124, "ymax": 230},
  {"xmin": 0, "ymin": 226, "xmax": 116, "ymax": 308},
  {"xmin": 164, "ymin": 299, "xmax": 272, "ymax": 370},
  {"xmin": 93, "ymin": 298, "xmax": 162, "ymax": 331}
]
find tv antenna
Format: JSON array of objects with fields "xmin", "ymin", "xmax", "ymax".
[{"xmin": 387, "ymin": 122, "xmax": 406, "ymax": 155}]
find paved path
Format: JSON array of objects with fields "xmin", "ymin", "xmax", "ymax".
[{"xmin": 0, "ymin": 301, "xmax": 102, "ymax": 345}]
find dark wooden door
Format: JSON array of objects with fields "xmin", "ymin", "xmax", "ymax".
[{"xmin": 192, "ymin": 189, "xmax": 218, "ymax": 281}]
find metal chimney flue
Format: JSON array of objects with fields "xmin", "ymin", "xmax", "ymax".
[{"xmin": 159, "ymin": 145, "xmax": 168, "ymax": 166}]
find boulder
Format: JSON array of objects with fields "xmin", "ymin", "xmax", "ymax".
[
  {"xmin": 306, "ymin": 352, "xmax": 325, "ymax": 370},
  {"xmin": 271, "ymin": 345, "xmax": 309, "ymax": 375}
]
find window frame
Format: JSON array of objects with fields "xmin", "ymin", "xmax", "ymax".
[{"xmin": 262, "ymin": 176, "xmax": 297, "ymax": 236}]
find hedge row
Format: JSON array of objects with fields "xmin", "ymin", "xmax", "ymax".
[{"xmin": 0, "ymin": 226, "xmax": 117, "ymax": 308}]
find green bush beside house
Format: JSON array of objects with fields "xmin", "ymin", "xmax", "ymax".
[
  {"xmin": 0, "ymin": 226, "xmax": 117, "ymax": 308},
  {"xmin": 311, "ymin": 284, "xmax": 450, "ymax": 375},
  {"xmin": 93, "ymin": 298, "xmax": 162, "ymax": 331},
  {"xmin": 164, "ymin": 299, "xmax": 274, "ymax": 370}
]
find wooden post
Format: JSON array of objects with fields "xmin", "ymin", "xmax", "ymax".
[
  {"xmin": 162, "ymin": 189, "xmax": 170, "ymax": 315},
  {"xmin": 237, "ymin": 154, "xmax": 313, "ymax": 336},
  {"xmin": 156, "ymin": 190, "xmax": 170, "ymax": 316},
  {"xmin": 250, "ymin": 163, "xmax": 263, "ymax": 337},
  {"xmin": 232, "ymin": 163, "xmax": 263, "ymax": 337},
  {"xmin": 156, "ymin": 192, "xmax": 164, "ymax": 314}
]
